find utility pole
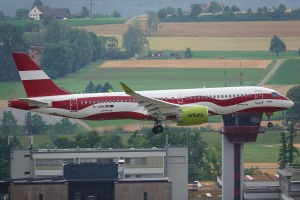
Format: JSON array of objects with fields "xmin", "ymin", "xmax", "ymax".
[{"xmin": 88, "ymin": 0, "xmax": 94, "ymax": 18}]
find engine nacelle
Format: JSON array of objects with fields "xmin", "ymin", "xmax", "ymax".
[{"xmin": 176, "ymin": 106, "xmax": 208, "ymax": 126}]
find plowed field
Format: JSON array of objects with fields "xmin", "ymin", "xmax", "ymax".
[
  {"xmin": 101, "ymin": 59, "xmax": 271, "ymax": 69},
  {"xmin": 83, "ymin": 21, "xmax": 300, "ymax": 37}
]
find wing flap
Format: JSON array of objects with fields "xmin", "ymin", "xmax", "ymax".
[{"xmin": 120, "ymin": 82, "xmax": 180, "ymax": 119}]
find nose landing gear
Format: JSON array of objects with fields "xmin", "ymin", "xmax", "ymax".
[{"xmin": 266, "ymin": 112, "xmax": 273, "ymax": 128}]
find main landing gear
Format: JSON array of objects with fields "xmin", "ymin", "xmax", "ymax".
[
  {"xmin": 152, "ymin": 121, "xmax": 164, "ymax": 134},
  {"xmin": 266, "ymin": 112, "xmax": 273, "ymax": 128}
]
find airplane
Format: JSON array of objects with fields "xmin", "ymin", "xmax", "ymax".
[{"xmin": 8, "ymin": 52, "xmax": 294, "ymax": 134}]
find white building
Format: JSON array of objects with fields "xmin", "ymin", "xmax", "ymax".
[{"xmin": 28, "ymin": 6, "xmax": 70, "ymax": 20}]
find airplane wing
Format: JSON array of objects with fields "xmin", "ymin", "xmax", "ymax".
[
  {"xmin": 19, "ymin": 98, "xmax": 51, "ymax": 107},
  {"xmin": 120, "ymin": 82, "xmax": 180, "ymax": 119}
]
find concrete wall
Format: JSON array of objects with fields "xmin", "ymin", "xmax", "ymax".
[
  {"xmin": 167, "ymin": 147, "xmax": 188, "ymax": 200},
  {"xmin": 115, "ymin": 182, "xmax": 171, "ymax": 200},
  {"xmin": 10, "ymin": 149, "xmax": 34, "ymax": 179}
]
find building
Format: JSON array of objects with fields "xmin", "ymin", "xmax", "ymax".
[
  {"xmin": 28, "ymin": 6, "xmax": 70, "ymax": 20},
  {"xmin": 29, "ymin": 44, "xmax": 44, "ymax": 65},
  {"xmin": 277, "ymin": 164, "xmax": 300, "ymax": 199},
  {"xmin": 11, "ymin": 147, "xmax": 188, "ymax": 200}
]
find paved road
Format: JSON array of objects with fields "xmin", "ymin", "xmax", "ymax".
[{"xmin": 257, "ymin": 59, "xmax": 285, "ymax": 86}]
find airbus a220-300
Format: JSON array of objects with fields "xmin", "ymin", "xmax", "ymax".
[{"xmin": 8, "ymin": 53, "xmax": 294, "ymax": 134}]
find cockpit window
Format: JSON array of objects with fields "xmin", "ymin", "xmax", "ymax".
[{"xmin": 271, "ymin": 92, "xmax": 280, "ymax": 97}]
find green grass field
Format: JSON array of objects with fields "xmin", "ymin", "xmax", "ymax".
[
  {"xmin": 1, "ymin": 18, "xmax": 127, "ymax": 27},
  {"xmin": 267, "ymin": 59, "xmax": 300, "ymax": 85}
]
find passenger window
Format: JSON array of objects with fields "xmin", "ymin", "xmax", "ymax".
[
  {"xmin": 213, "ymin": 95, "xmax": 216, "ymax": 98},
  {"xmin": 217, "ymin": 95, "xmax": 220, "ymax": 98},
  {"xmin": 221, "ymin": 95, "xmax": 224, "ymax": 98}
]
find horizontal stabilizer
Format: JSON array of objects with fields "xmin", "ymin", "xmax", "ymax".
[{"xmin": 19, "ymin": 98, "xmax": 51, "ymax": 107}]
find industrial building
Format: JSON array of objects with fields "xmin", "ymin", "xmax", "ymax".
[{"xmin": 9, "ymin": 147, "xmax": 187, "ymax": 200}]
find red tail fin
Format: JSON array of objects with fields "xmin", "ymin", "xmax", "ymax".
[{"xmin": 12, "ymin": 52, "xmax": 70, "ymax": 97}]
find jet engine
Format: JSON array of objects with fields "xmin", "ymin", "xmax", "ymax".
[{"xmin": 176, "ymin": 106, "xmax": 208, "ymax": 126}]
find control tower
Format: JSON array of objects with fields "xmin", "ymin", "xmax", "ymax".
[{"xmin": 220, "ymin": 113, "xmax": 265, "ymax": 200}]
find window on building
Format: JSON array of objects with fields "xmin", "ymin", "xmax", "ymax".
[{"xmin": 143, "ymin": 192, "xmax": 147, "ymax": 200}]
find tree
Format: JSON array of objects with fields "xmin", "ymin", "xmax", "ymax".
[
  {"xmin": 41, "ymin": 41, "xmax": 74, "ymax": 78},
  {"xmin": 33, "ymin": 0, "xmax": 43, "ymax": 7},
  {"xmin": 278, "ymin": 123, "xmax": 299, "ymax": 169},
  {"xmin": 286, "ymin": 85, "xmax": 300, "ymax": 123},
  {"xmin": 146, "ymin": 11, "xmax": 159, "ymax": 35},
  {"xmin": 190, "ymin": 4, "xmax": 202, "ymax": 17},
  {"xmin": 111, "ymin": 11, "xmax": 121, "ymax": 18},
  {"xmin": 208, "ymin": 1, "xmax": 223, "ymax": 13},
  {"xmin": 24, "ymin": 22, "xmax": 40, "ymax": 32},
  {"xmin": 0, "ymin": 11, "xmax": 6, "ymax": 19},
  {"xmin": 101, "ymin": 134, "xmax": 123, "ymax": 148},
  {"xmin": 0, "ymin": 111, "xmax": 18, "ymax": 135},
  {"xmin": 157, "ymin": 9, "xmax": 167, "ymax": 20},
  {"xmin": 0, "ymin": 23, "xmax": 28, "ymax": 81},
  {"xmin": 269, "ymin": 35, "xmax": 286, "ymax": 56},
  {"xmin": 75, "ymin": 131, "xmax": 101, "ymax": 148},
  {"xmin": 278, "ymin": 132, "xmax": 288, "ymax": 169},
  {"xmin": 15, "ymin": 8, "xmax": 29, "ymax": 19},
  {"xmin": 81, "ymin": 6, "xmax": 90, "ymax": 18},
  {"xmin": 102, "ymin": 82, "xmax": 113, "ymax": 92},
  {"xmin": 54, "ymin": 118, "xmax": 76, "ymax": 134},
  {"xmin": 84, "ymin": 81, "xmax": 96, "ymax": 93},
  {"xmin": 231, "ymin": 5, "xmax": 240, "ymax": 13},
  {"xmin": 176, "ymin": 8, "xmax": 183, "ymax": 17},
  {"xmin": 122, "ymin": 24, "xmax": 149, "ymax": 57},
  {"xmin": 165, "ymin": 6, "xmax": 176, "ymax": 15}
]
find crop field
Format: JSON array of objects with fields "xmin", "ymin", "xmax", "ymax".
[
  {"xmin": 267, "ymin": 59, "xmax": 300, "ymax": 85},
  {"xmin": 83, "ymin": 21, "xmax": 300, "ymax": 51}
]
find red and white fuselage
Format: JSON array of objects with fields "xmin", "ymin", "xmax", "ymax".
[{"xmin": 8, "ymin": 53, "xmax": 294, "ymax": 128}]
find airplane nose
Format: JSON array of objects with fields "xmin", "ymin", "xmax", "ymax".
[{"xmin": 289, "ymin": 100, "xmax": 294, "ymax": 108}]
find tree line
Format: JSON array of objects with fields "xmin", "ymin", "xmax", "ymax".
[
  {"xmin": 0, "ymin": 20, "xmax": 131, "ymax": 81},
  {"xmin": 158, "ymin": 3, "xmax": 300, "ymax": 22}
]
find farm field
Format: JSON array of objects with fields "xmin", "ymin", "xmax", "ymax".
[
  {"xmin": 82, "ymin": 21, "xmax": 300, "ymax": 51},
  {"xmin": 83, "ymin": 21, "xmax": 300, "ymax": 37},
  {"xmin": 267, "ymin": 59, "xmax": 300, "ymax": 85}
]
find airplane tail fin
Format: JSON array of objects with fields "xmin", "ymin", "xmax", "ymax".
[{"xmin": 12, "ymin": 52, "xmax": 71, "ymax": 97}]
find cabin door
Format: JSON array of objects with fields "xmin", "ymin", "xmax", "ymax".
[
  {"xmin": 255, "ymin": 90, "xmax": 263, "ymax": 104},
  {"xmin": 70, "ymin": 99, "xmax": 78, "ymax": 112}
]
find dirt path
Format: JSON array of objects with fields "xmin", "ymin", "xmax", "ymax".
[{"xmin": 258, "ymin": 59, "xmax": 285, "ymax": 86}]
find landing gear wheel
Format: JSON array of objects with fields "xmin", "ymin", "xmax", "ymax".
[
  {"xmin": 152, "ymin": 125, "xmax": 164, "ymax": 134},
  {"xmin": 267, "ymin": 122, "xmax": 273, "ymax": 128}
]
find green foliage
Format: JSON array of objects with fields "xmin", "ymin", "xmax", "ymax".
[
  {"xmin": 75, "ymin": 131, "xmax": 101, "ymax": 148},
  {"xmin": 0, "ymin": 23, "xmax": 28, "ymax": 81},
  {"xmin": 33, "ymin": 0, "xmax": 43, "ymax": 7},
  {"xmin": 122, "ymin": 24, "xmax": 149, "ymax": 57},
  {"xmin": 81, "ymin": 6, "xmax": 90, "ymax": 18},
  {"xmin": 146, "ymin": 11, "xmax": 159, "ymax": 35},
  {"xmin": 1, "ymin": 111, "xmax": 18, "ymax": 135},
  {"xmin": 41, "ymin": 41, "xmax": 74, "ymax": 78},
  {"xmin": 269, "ymin": 35, "xmax": 286, "ymax": 56},
  {"xmin": 278, "ymin": 123, "xmax": 300, "ymax": 169},
  {"xmin": 111, "ymin": 11, "xmax": 121, "ymax": 18},
  {"xmin": 15, "ymin": 8, "xmax": 29, "ymax": 20},
  {"xmin": 128, "ymin": 126, "xmax": 220, "ymax": 181},
  {"xmin": 208, "ymin": 1, "xmax": 223, "ymax": 13},
  {"xmin": 101, "ymin": 134, "xmax": 123, "ymax": 148},
  {"xmin": 84, "ymin": 81, "xmax": 113, "ymax": 93},
  {"xmin": 190, "ymin": 4, "xmax": 202, "ymax": 17},
  {"xmin": 54, "ymin": 118, "xmax": 77, "ymax": 134},
  {"xmin": 24, "ymin": 22, "xmax": 40, "ymax": 32},
  {"xmin": 157, "ymin": 9, "xmax": 167, "ymax": 20},
  {"xmin": 286, "ymin": 86, "xmax": 300, "ymax": 122},
  {"xmin": 244, "ymin": 166, "xmax": 264, "ymax": 175},
  {"xmin": 0, "ymin": 136, "xmax": 20, "ymax": 178},
  {"xmin": 163, "ymin": 4, "xmax": 300, "ymax": 22}
]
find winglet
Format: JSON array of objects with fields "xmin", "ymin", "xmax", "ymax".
[{"xmin": 120, "ymin": 82, "xmax": 135, "ymax": 95}]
